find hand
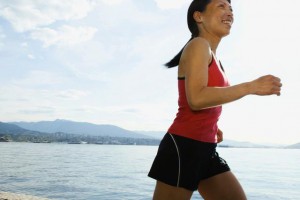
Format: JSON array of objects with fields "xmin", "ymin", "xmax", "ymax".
[
  {"xmin": 250, "ymin": 75, "xmax": 282, "ymax": 96},
  {"xmin": 217, "ymin": 128, "xmax": 223, "ymax": 143}
]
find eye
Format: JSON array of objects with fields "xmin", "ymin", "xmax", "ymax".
[
  {"xmin": 218, "ymin": 3, "xmax": 233, "ymax": 13},
  {"xmin": 218, "ymin": 4, "xmax": 225, "ymax": 9}
]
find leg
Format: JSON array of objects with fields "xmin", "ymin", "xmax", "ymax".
[
  {"xmin": 153, "ymin": 181, "xmax": 193, "ymax": 200},
  {"xmin": 198, "ymin": 171, "xmax": 247, "ymax": 200}
]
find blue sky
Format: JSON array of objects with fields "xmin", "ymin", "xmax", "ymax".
[{"xmin": 0, "ymin": 0, "xmax": 299, "ymax": 145}]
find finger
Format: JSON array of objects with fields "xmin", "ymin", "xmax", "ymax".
[
  {"xmin": 272, "ymin": 89, "xmax": 281, "ymax": 96},
  {"xmin": 273, "ymin": 76, "xmax": 281, "ymax": 82},
  {"xmin": 272, "ymin": 85, "xmax": 281, "ymax": 92},
  {"xmin": 217, "ymin": 133, "xmax": 223, "ymax": 143},
  {"xmin": 276, "ymin": 91, "xmax": 281, "ymax": 96},
  {"xmin": 274, "ymin": 81, "xmax": 282, "ymax": 87}
]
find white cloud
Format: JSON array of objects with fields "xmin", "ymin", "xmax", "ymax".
[
  {"xmin": 27, "ymin": 54, "xmax": 35, "ymax": 59},
  {"xmin": 30, "ymin": 25, "xmax": 97, "ymax": 47},
  {"xmin": 0, "ymin": 0, "xmax": 95, "ymax": 32},
  {"xmin": 0, "ymin": 84, "xmax": 89, "ymax": 122},
  {"xmin": 12, "ymin": 70, "xmax": 65, "ymax": 87},
  {"xmin": 0, "ymin": 27, "xmax": 5, "ymax": 49},
  {"xmin": 99, "ymin": 0, "xmax": 124, "ymax": 6},
  {"xmin": 57, "ymin": 89, "xmax": 88, "ymax": 100},
  {"xmin": 21, "ymin": 42, "xmax": 28, "ymax": 47},
  {"xmin": 154, "ymin": 0, "xmax": 188, "ymax": 10}
]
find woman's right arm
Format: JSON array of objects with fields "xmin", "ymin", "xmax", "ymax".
[{"xmin": 180, "ymin": 38, "xmax": 282, "ymax": 111}]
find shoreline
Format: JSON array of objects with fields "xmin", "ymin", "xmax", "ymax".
[{"xmin": 0, "ymin": 192, "xmax": 50, "ymax": 200}]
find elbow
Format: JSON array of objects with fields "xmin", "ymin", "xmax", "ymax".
[
  {"xmin": 189, "ymin": 104, "xmax": 202, "ymax": 111},
  {"xmin": 186, "ymin": 87, "xmax": 210, "ymax": 111},
  {"xmin": 187, "ymin": 98, "xmax": 207, "ymax": 111}
]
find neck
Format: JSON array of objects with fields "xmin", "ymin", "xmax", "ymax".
[{"xmin": 199, "ymin": 32, "xmax": 222, "ymax": 55}]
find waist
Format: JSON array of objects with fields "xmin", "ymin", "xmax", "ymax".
[{"xmin": 167, "ymin": 106, "xmax": 222, "ymax": 143}]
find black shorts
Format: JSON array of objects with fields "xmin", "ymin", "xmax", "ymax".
[{"xmin": 148, "ymin": 133, "xmax": 230, "ymax": 191}]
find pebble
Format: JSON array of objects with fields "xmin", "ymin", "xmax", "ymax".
[{"xmin": 0, "ymin": 192, "xmax": 50, "ymax": 200}]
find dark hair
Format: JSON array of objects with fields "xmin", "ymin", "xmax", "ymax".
[{"xmin": 165, "ymin": 0, "xmax": 231, "ymax": 68}]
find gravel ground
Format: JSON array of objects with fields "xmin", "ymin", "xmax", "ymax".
[{"xmin": 0, "ymin": 192, "xmax": 50, "ymax": 200}]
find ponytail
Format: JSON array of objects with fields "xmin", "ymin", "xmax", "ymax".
[
  {"xmin": 164, "ymin": 0, "xmax": 206, "ymax": 68},
  {"xmin": 165, "ymin": 37, "xmax": 194, "ymax": 68}
]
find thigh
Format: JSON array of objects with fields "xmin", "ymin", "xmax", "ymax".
[
  {"xmin": 198, "ymin": 171, "xmax": 247, "ymax": 200},
  {"xmin": 153, "ymin": 181, "xmax": 193, "ymax": 200}
]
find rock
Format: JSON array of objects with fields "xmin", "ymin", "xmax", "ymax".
[{"xmin": 0, "ymin": 192, "xmax": 50, "ymax": 200}]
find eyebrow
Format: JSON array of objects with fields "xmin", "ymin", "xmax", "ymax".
[{"xmin": 218, "ymin": 1, "xmax": 233, "ymax": 11}]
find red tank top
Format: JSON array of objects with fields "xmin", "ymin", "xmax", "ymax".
[{"xmin": 167, "ymin": 55, "xmax": 230, "ymax": 143}]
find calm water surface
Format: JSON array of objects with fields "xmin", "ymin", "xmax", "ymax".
[{"xmin": 0, "ymin": 142, "xmax": 299, "ymax": 200}]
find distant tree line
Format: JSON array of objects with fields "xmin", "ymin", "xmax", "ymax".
[{"xmin": 0, "ymin": 132, "xmax": 160, "ymax": 146}]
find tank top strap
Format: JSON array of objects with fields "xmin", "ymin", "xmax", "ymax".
[{"xmin": 211, "ymin": 51, "xmax": 225, "ymax": 72}]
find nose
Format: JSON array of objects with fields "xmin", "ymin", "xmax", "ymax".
[
  {"xmin": 227, "ymin": 8, "xmax": 233, "ymax": 16},
  {"xmin": 227, "ymin": 9, "xmax": 234, "ymax": 21}
]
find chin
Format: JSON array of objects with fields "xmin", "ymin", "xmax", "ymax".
[
  {"xmin": 221, "ymin": 29, "xmax": 231, "ymax": 37},
  {"xmin": 216, "ymin": 28, "xmax": 231, "ymax": 38},
  {"xmin": 224, "ymin": 32, "xmax": 231, "ymax": 37}
]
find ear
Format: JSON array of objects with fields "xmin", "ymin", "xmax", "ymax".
[{"xmin": 193, "ymin": 11, "xmax": 203, "ymax": 23}]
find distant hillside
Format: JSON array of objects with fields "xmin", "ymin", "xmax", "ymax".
[
  {"xmin": 219, "ymin": 139, "xmax": 270, "ymax": 148},
  {"xmin": 285, "ymin": 143, "xmax": 300, "ymax": 149},
  {"xmin": 0, "ymin": 122, "xmax": 41, "ymax": 135},
  {"xmin": 135, "ymin": 131, "xmax": 165, "ymax": 139},
  {"xmin": 11, "ymin": 119, "xmax": 152, "ymax": 139},
  {"xmin": 0, "ymin": 122, "xmax": 159, "ymax": 145},
  {"xmin": 5, "ymin": 120, "xmax": 299, "ymax": 148},
  {"xmin": 0, "ymin": 122, "xmax": 26, "ymax": 134},
  {"xmin": 136, "ymin": 131, "xmax": 275, "ymax": 148}
]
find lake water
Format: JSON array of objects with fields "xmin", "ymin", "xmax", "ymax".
[{"xmin": 0, "ymin": 142, "xmax": 299, "ymax": 200}]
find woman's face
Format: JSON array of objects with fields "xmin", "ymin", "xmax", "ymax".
[{"xmin": 199, "ymin": 0, "xmax": 234, "ymax": 38}]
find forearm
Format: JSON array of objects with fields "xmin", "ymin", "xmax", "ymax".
[{"xmin": 188, "ymin": 82, "xmax": 251, "ymax": 110}]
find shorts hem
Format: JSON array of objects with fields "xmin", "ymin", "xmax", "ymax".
[{"xmin": 148, "ymin": 174, "xmax": 195, "ymax": 191}]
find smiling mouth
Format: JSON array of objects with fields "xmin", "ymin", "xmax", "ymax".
[{"xmin": 222, "ymin": 20, "xmax": 233, "ymax": 26}]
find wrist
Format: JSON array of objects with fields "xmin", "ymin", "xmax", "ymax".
[{"xmin": 242, "ymin": 82, "xmax": 253, "ymax": 95}]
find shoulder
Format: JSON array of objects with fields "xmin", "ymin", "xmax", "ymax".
[
  {"xmin": 178, "ymin": 37, "xmax": 212, "ymax": 77},
  {"xmin": 181, "ymin": 37, "xmax": 211, "ymax": 64},
  {"xmin": 186, "ymin": 37, "xmax": 210, "ymax": 50}
]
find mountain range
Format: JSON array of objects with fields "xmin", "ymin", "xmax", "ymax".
[
  {"xmin": 0, "ymin": 122, "xmax": 42, "ymax": 135},
  {"xmin": 0, "ymin": 119, "xmax": 299, "ymax": 148},
  {"xmin": 10, "ymin": 119, "xmax": 151, "ymax": 139}
]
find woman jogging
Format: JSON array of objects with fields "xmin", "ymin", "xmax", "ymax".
[{"xmin": 148, "ymin": 0, "xmax": 282, "ymax": 199}]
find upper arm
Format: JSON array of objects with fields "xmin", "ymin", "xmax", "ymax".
[{"xmin": 179, "ymin": 38, "xmax": 212, "ymax": 109}]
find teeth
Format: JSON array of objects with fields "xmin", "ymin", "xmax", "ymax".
[{"xmin": 222, "ymin": 20, "xmax": 232, "ymax": 25}]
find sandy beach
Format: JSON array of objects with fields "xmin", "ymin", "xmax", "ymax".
[{"xmin": 0, "ymin": 192, "xmax": 50, "ymax": 200}]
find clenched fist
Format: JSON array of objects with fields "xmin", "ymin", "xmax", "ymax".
[{"xmin": 249, "ymin": 75, "xmax": 282, "ymax": 96}]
